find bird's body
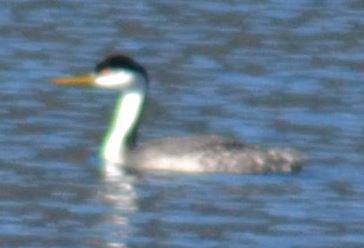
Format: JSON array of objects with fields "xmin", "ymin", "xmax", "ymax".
[
  {"xmin": 54, "ymin": 54, "xmax": 304, "ymax": 176},
  {"xmin": 128, "ymin": 135, "xmax": 302, "ymax": 173}
]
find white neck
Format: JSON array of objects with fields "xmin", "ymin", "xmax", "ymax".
[{"xmin": 101, "ymin": 87, "xmax": 145, "ymax": 174}]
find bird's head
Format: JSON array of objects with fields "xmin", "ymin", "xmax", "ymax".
[{"xmin": 53, "ymin": 54, "xmax": 148, "ymax": 91}]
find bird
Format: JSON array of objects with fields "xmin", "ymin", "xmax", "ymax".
[{"xmin": 53, "ymin": 54, "xmax": 304, "ymax": 176}]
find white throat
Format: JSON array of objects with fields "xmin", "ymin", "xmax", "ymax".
[{"xmin": 100, "ymin": 82, "xmax": 146, "ymax": 175}]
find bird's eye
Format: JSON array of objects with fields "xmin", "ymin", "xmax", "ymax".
[{"xmin": 100, "ymin": 68, "xmax": 111, "ymax": 74}]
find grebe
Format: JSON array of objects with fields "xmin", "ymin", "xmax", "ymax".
[{"xmin": 54, "ymin": 54, "xmax": 304, "ymax": 175}]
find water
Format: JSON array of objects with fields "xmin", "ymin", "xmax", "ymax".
[{"xmin": 1, "ymin": 1, "xmax": 364, "ymax": 247}]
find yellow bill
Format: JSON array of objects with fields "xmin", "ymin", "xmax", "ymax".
[{"xmin": 53, "ymin": 74, "xmax": 96, "ymax": 85}]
